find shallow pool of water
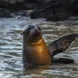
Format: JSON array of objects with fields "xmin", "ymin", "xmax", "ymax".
[{"xmin": 0, "ymin": 16, "xmax": 78, "ymax": 78}]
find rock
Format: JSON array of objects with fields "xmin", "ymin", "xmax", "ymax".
[
  {"xmin": 46, "ymin": 13, "xmax": 66, "ymax": 21},
  {"xmin": 24, "ymin": 0, "xmax": 45, "ymax": 9},
  {"xmin": 0, "ymin": 8, "xmax": 12, "ymax": 18},
  {"xmin": 30, "ymin": 0, "xmax": 78, "ymax": 21},
  {"xmin": 0, "ymin": 0, "xmax": 45, "ymax": 9},
  {"xmin": 11, "ymin": 11, "xmax": 27, "ymax": 16},
  {"xmin": 1, "ymin": 0, "xmax": 78, "ymax": 19}
]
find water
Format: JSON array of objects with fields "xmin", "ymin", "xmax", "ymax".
[{"xmin": 0, "ymin": 16, "xmax": 78, "ymax": 78}]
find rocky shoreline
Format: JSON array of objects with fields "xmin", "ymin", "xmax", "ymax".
[{"xmin": 0, "ymin": 0, "xmax": 78, "ymax": 21}]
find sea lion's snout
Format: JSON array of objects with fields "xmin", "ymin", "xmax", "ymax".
[{"xmin": 30, "ymin": 28, "xmax": 41, "ymax": 37}]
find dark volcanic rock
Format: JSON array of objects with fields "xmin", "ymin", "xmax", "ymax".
[
  {"xmin": 24, "ymin": 0, "xmax": 45, "ymax": 9},
  {"xmin": 30, "ymin": 0, "xmax": 78, "ymax": 21},
  {"xmin": 1, "ymin": 0, "xmax": 78, "ymax": 19},
  {"xmin": 0, "ymin": 0, "xmax": 45, "ymax": 10},
  {"xmin": 0, "ymin": 8, "xmax": 12, "ymax": 17}
]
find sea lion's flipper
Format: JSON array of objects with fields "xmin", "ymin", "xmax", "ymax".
[
  {"xmin": 53, "ymin": 58, "xmax": 74, "ymax": 64},
  {"xmin": 48, "ymin": 34, "xmax": 78, "ymax": 56}
]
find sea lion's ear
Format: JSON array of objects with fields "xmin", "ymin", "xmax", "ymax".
[
  {"xmin": 21, "ymin": 30, "xmax": 25, "ymax": 35},
  {"xmin": 21, "ymin": 30, "xmax": 27, "ymax": 35},
  {"xmin": 21, "ymin": 29, "xmax": 28, "ymax": 35},
  {"xmin": 21, "ymin": 32, "xmax": 23, "ymax": 35},
  {"xmin": 21, "ymin": 25, "xmax": 33, "ymax": 35},
  {"xmin": 21, "ymin": 27, "xmax": 28, "ymax": 35},
  {"xmin": 21, "ymin": 31, "xmax": 24, "ymax": 35},
  {"xmin": 21, "ymin": 25, "xmax": 29, "ymax": 35}
]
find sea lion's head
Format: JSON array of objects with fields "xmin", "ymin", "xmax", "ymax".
[{"xmin": 22, "ymin": 25, "xmax": 42, "ymax": 44}]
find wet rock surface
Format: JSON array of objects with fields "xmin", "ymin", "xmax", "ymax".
[
  {"xmin": 0, "ymin": 0, "xmax": 78, "ymax": 20},
  {"xmin": 30, "ymin": 0, "xmax": 78, "ymax": 21},
  {"xmin": 0, "ymin": 0, "xmax": 44, "ymax": 9}
]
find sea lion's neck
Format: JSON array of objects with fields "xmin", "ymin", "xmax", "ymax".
[
  {"xmin": 30, "ymin": 39, "xmax": 44, "ymax": 45},
  {"xmin": 23, "ymin": 35, "xmax": 44, "ymax": 45}
]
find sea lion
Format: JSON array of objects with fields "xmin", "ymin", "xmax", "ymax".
[
  {"xmin": 22, "ymin": 25, "xmax": 52, "ymax": 69},
  {"xmin": 22, "ymin": 25, "xmax": 78, "ymax": 69}
]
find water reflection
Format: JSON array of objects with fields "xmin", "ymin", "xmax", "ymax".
[{"xmin": 0, "ymin": 17, "xmax": 78, "ymax": 78}]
